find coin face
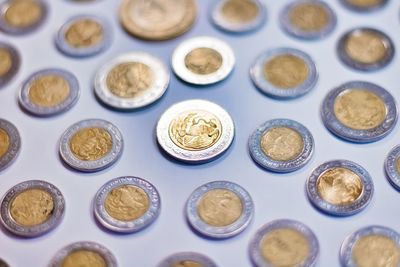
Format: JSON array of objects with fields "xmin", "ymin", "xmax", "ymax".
[
  {"xmin": 172, "ymin": 36, "xmax": 235, "ymax": 85},
  {"xmin": 157, "ymin": 100, "xmax": 234, "ymax": 163},
  {"xmin": 158, "ymin": 252, "xmax": 217, "ymax": 267},
  {"xmin": 0, "ymin": 119, "xmax": 20, "ymax": 172},
  {"xmin": 0, "ymin": 42, "xmax": 20, "ymax": 88},
  {"xmin": 340, "ymin": 0, "xmax": 388, "ymax": 12},
  {"xmin": 384, "ymin": 145, "xmax": 400, "ymax": 191},
  {"xmin": 94, "ymin": 52, "xmax": 170, "ymax": 109},
  {"xmin": 119, "ymin": 0, "xmax": 196, "ymax": 41}
]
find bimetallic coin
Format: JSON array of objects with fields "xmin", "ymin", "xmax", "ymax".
[
  {"xmin": 340, "ymin": 225, "xmax": 400, "ymax": 267},
  {"xmin": 0, "ymin": 180, "xmax": 65, "ymax": 237},
  {"xmin": 249, "ymin": 119, "xmax": 314, "ymax": 173},
  {"xmin": 158, "ymin": 252, "xmax": 218, "ymax": 267},
  {"xmin": 119, "ymin": 0, "xmax": 196, "ymax": 41},
  {"xmin": 94, "ymin": 52, "xmax": 170, "ymax": 110},
  {"xmin": 340, "ymin": 0, "xmax": 388, "ymax": 12},
  {"xmin": 156, "ymin": 99, "xmax": 234, "ymax": 163},
  {"xmin": 249, "ymin": 219, "xmax": 319, "ymax": 267},
  {"xmin": 250, "ymin": 48, "xmax": 318, "ymax": 98},
  {"xmin": 280, "ymin": 0, "xmax": 336, "ymax": 40},
  {"xmin": 59, "ymin": 119, "xmax": 123, "ymax": 172},
  {"xmin": 306, "ymin": 160, "xmax": 373, "ymax": 216},
  {"xmin": 0, "ymin": 42, "xmax": 20, "ymax": 88},
  {"xmin": 384, "ymin": 145, "xmax": 400, "ymax": 191},
  {"xmin": 172, "ymin": 36, "xmax": 235, "ymax": 85},
  {"xmin": 321, "ymin": 81, "xmax": 397, "ymax": 143},
  {"xmin": 19, "ymin": 68, "xmax": 80, "ymax": 116},
  {"xmin": 49, "ymin": 241, "xmax": 118, "ymax": 267},
  {"xmin": 0, "ymin": 119, "xmax": 20, "ymax": 172},
  {"xmin": 338, "ymin": 28, "xmax": 394, "ymax": 71}
]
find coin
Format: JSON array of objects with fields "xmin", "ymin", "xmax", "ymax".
[
  {"xmin": 0, "ymin": 259, "xmax": 9, "ymax": 267},
  {"xmin": 321, "ymin": 81, "xmax": 397, "ymax": 143},
  {"xmin": 49, "ymin": 241, "xmax": 118, "ymax": 267},
  {"xmin": 306, "ymin": 160, "xmax": 374, "ymax": 216},
  {"xmin": 249, "ymin": 219, "xmax": 319, "ymax": 267},
  {"xmin": 337, "ymin": 27, "xmax": 394, "ymax": 71},
  {"xmin": 156, "ymin": 99, "xmax": 234, "ymax": 163},
  {"xmin": 211, "ymin": 0, "xmax": 266, "ymax": 33},
  {"xmin": 94, "ymin": 52, "xmax": 170, "ymax": 110},
  {"xmin": 59, "ymin": 119, "xmax": 124, "ymax": 172},
  {"xmin": 249, "ymin": 119, "xmax": 314, "ymax": 173},
  {"xmin": 384, "ymin": 145, "xmax": 400, "ymax": 191},
  {"xmin": 0, "ymin": 0, "xmax": 48, "ymax": 35},
  {"xmin": 0, "ymin": 42, "xmax": 20, "ymax": 88},
  {"xmin": 158, "ymin": 252, "xmax": 217, "ymax": 267},
  {"xmin": 0, "ymin": 119, "xmax": 20, "ymax": 172},
  {"xmin": 340, "ymin": 225, "xmax": 400, "ymax": 267},
  {"xmin": 171, "ymin": 36, "xmax": 235, "ymax": 85},
  {"xmin": 19, "ymin": 68, "xmax": 80, "ymax": 116},
  {"xmin": 250, "ymin": 48, "xmax": 318, "ymax": 99},
  {"xmin": 340, "ymin": 0, "xmax": 388, "ymax": 12},
  {"xmin": 280, "ymin": 0, "xmax": 336, "ymax": 40},
  {"xmin": 0, "ymin": 180, "xmax": 65, "ymax": 237},
  {"xmin": 119, "ymin": 0, "xmax": 196, "ymax": 41}
]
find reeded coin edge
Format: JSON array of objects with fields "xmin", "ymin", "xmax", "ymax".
[
  {"xmin": 384, "ymin": 145, "xmax": 400, "ymax": 191},
  {"xmin": 158, "ymin": 252, "xmax": 218, "ymax": 267}
]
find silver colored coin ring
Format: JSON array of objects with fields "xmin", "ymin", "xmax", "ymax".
[
  {"xmin": 19, "ymin": 68, "xmax": 80, "ymax": 116},
  {"xmin": 249, "ymin": 219, "xmax": 319, "ymax": 267},
  {"xmin": 339, "ymin": 225, "xmax": 400, "ymax": 267},
  {"xmin": 171, "ymin": 36, "xmax": 235, "ymax": 85},
  {"xmin": 249, "ymin": 119, "xmax": 314, "ymax": 173},
  {"xmin": 321, "ymin": 81, "xmax": 397, "ymax": 143},
  {"xmin": 306, "ymin": 159, "xmax": 374, "ymax": 216},
  {"xmin": 94, "ymin": 52, "xmax": 170, "ymax": 110},
  {"xmin": 156, "ymin": 99, "xmax": 235, "ymax": 163},
  {"xmin": 384, "ymin": 144, "xmax": 400, "ymax": 191},
  {"xmin": 158, "ymin": 252, "xmax": 218, "ymax": 267},
  {"xmin": 0, "ymin": 42, "xmax": 20, "ymax": 88},
  {"xmin": 186, "ymin": 180, "xmax": 254, "ymax": 239},
  {"xmin": 59, "ymin": 119, "xmax": 124, "ymax": 172},
  {"xmin": 339, "ymin": 0, "xmax": 389, "ymax": 12},
  {"xmin": 0, "ymin": 180, "xmax": 65, "ymax": 238},
  {"xmin": 0, "ymin": 118, "xmax": 20, "ymax": 172}
]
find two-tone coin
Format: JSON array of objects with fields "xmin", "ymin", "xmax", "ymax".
[
  {"xmin": 340, "ymin": 225, "xmax": 400, "ymax": 267},
  {"xmin": 156, "ymin": 99, "xmax": 234, "ymax": 163},
  {"xmin": 384, "ymin": 145, "xmax": 400, "ymax": 191},
  {"xmin": 306, "ymin": 160, "xmax": 374, "ymax": 216},
  {"xmin": 94, "ymin": 52, "xmax": 170, "ymax": 110},
  {"xmin": 321, "ymin": 81, "xmax": 397, "ymax": 143},
  {"xmin": 340, "ymin": 0, "xmax": 388, "ymax": 12},
  {"xmin": 249, "ymin": 119, "xmax": 314, "ymax": 173},
  {"xmin": 49, "ymin": 241, "xmax": 118, "ymax": 267},
  {"xmin": 59, "ymin": 119, "xmax": 123, "ymax": 172},
  {"xmin": 249, "ymin": 219, "xmax": 319, "ymax": 267},
  {"xmin": 0, "ymin": 42, "xmax": 20, "ymax": 88},
  {"xmin": 250, "ymin": 48, "xmax": 318, "ymax": 99},
  {"xmin": 158, "ymin": 252, "xmax": 218, "ymax": 267},
  {"xmin": 0, "ymin": 119, "xmax": 20, "ymax": 172},
  {"xmin": 19, "ymin": 68, "xmax": 80, "ymax": 116},
  {"xmin": 0, "ymin": 180, "xmax": 65, "ymax": 237},
  {"xmin": 172, "ymin": 36, "xmax": 235, "ymax": 85}
]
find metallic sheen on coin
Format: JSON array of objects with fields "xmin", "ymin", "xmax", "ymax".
[
  {"xmin": 158, "ymin": 252, "xmax": 218, "ymax": 267},
  {"xmin": 0, "ymin": 118, "xmax": 20, "ymax": 171},
  {"xmin": 384, "ymin": 145, "xmax": 400, "ymax": 191},
  {"xmin": 340, "ymin": 0, "xmax": 388, "ymax": 12},
  {"xmin": 0, "ymin": 42, "xmax": 20, "ymax": 88}
]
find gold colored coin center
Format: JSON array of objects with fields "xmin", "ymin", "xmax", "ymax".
[
  {"xmin": 345, "ymin": 31, "xmax": 387, "ymax": 64},
  {"xmin": 61, "ymin": 250, "xmax": 107, "ymax": 267},
  {"xmin": 172, "ymin": 261, "xmax": 204, "ymax": 267},
  {"xmin": 346, "ymin": 0, "xmax": 383, "ymax": 8},
  {"xmin": 261, "ymin": 127, "xmax": 304, "ymax": 161},
  {"xmin": 289, "ymin": 3, "xmax": 329, "ymax": 31},
  {"xmin": 396, "ymin": 158, "xmax": 400, "ymax": 174},
  {"xmin": 0, "ymin": 49, "xmax": 12, "ymax": 76},
  {"xmin": 5, "ymin": 0, "xmax": 42, "ymax": 28},
  {"xmin": 184, "ymin": 48, "xmax": 223, "ymax": 75},
  {"xmin": 65, "ymin": 19, "xmax": 104, "ymax": 48},
  {"xmin": 28, "ymin": 75, "xmax": 70, "ymax": 107},
  {"xmin": 221, "ymin": 0, "xmax": 259, "ymax": 24},
  {"xmin": 0, "ymin": 128, "xmax": 10, "ymax": 158}
]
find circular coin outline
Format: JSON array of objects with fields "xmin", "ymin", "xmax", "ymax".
[
  {"xmin": 321, "ymin": 81, "xmax": 397, "ymax": 143},
  {"xmin": 384, "ymin": 145, "xmax": 400, "ymax": 191},
  {"xmin": 339, "ymin": 0, "xmax": 389, "ymax": 12},
  {"xmin": 0, "ymin": 118, "xmax": 20, "ymax": 172},
  {"xmin": 157, "ymin": 252, "xmax": 218, "ymax": 267},
  {"xmin": 0, "ymin": 41, "xmax": 20, "ymax": 88},
  {"xmin": 0, "ymin": 258, "xmax": 9, "ymax": 267},
  {"xmin": 0, "ymin": 180, "xmax": 65, "ymax": 238}
]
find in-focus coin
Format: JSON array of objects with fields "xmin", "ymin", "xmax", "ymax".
[
  {"xmin": 321, "ymin": 81, "xmax": 397, "ymax": 143},
  {"xmin": 94, "ymin": 52, "xmax": 170, "ymax": 110},
  {"xmin": 59, "ymin": 119, "xmax": 123, "ymax": 172},
  {"xmin": 119, "ymin": 0, "xmax": 196, "ymax": 41},
  {"xmin": 186, "ymin": 181, "xmax": 253, "ymax": 239},
  {"xmin": 250, "ymin": 48, "xmax": 318, "ymax": 98},
  {"xmin": 157, "ymin": 99, "xmax": 234, "ymax": 163},
  {"xmin": 0, "ymin": 180, "xmax": 65, "ymax": 237},
  {"xmin": 172, "ymin": 36, "xmax": 235, "ymax": 85},
  {"xmin": 55, "ymin": 15, "xmax": 112, "ymax": 58},
  {"xmin": 338, "ymin": 28, "xmax": 394, "ymax": 71},
  {"xmin": 249, "ymin": 119, "xmax": 314, "ymax": 173},
  {"xmin": 306, "ymin": 160, "xmax": 373, "ymax": 216},
  {"xmin": 0, "ymin": 0, "xmax": 48, "ymax": 35},
  {"xmin": 340, "ymin": 0, "xmax": 388, "ymax": 12},
  {"xmin": 384, "ymin": 145, "xmax": 400, "ymax": 191},
  {"xmin": 49, "ymin": 241, "xmax": 118, "ymax": 267},
  {"xmin": 0, "ymin": 119, "xmax": 20, "ymax": 172},
  {"xmin": 280, "ymin": 0, "xmax": 336, "ymax": 40},
  {"xmin": 158, "ymin": 252, "xmax": 218, "ymax": 267},
  {"xmin": 249, "ymin": 219, "xmax": 319, "ymax": 267},
  {"xmin": 340, "ymin": 225, "xmax": 400, "ymax": 267},
  {"xmin": 0, "ymin": 42, "xmax": 20, "ymax": 88},
  {"xmin": 19, "ymin": 68, "xmax": 80, "ymax": 116},
  {"xmin": 211, "ymin": 0, "xmax": 266, "ymax": 33}
]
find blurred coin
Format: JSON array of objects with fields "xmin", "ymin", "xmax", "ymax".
[
  {"xmin": 0, "ymin": 118, "xmax": 20, "ymax": 172},
  {"xmin": 158, "ymin": 252, "xmax": 217, "ymax": 267},
  {"xmin": 340, "ymin": 0, "xmax": 388, "ymax": 12},
  {"xmin": 0, "ymin": 259, "xmax": 9, "ymax": 267},
  {"xmin": 384, "ymin": 145, "xmax": 400, "ymax": 191},
  {"xmin": 0, "ymin": 42, "xmax": 20, "ymax": 88}
]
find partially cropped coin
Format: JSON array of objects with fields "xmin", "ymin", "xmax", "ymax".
[
  {"xmin": 250, "ymin": 48, "xmax": 318, "ymax": 98},
  {"xmin": 158, "ymin": 252, "xmax": 218, "ymax": 267},
  {"xmin": 340, "ymin": 225, "xmax": 400, "ymax": 267},
  {"xmin": 19, "ymin": 68, "xmax": 80, "ymax": 116},
  {"xmin": 384, "ymin": 145, "xmax": 400, "ymax": 191},
  {"xmin": 0, "ymin": 119, "xmax": 20, "ymax": 172},
  {"xmin": 49, "ymin": 241, "xmax": 118, "ymax": 267},
  {"xmin": 0, "ymin": 259, "xmax": 9, "ymax": 267},
  {"xmin": 0, "ymin": 0, "xmax": 48, "ymax": 35},
  {"xmin": 55, "ymin": 15, "xmax": 112, "ymax": 58},
  {"xmin": 156, "ymin": 99, "xmax": 234, "ymax": 163},
  {"xmin": 0, "ymin": 180, "xmax": 65, "ymax": 237},
  {"xmin": 338, "ymin": 27, "xmax": 394, "ymax": 71},
  {"xmin": 94, "ymin": 52, "xmax": 170, "ymax": 110},
  {"xmin": 0, "ymin": 42, "xmax": 20, "ymax": 88},
  {"xmin": 340, "ymin": 0, "xmax": 388, "ymax": 12},
  {"xmin": 321, "ymin": 81, "xmax": 397, "ymax": 143},
  {"xmin": 306, "ymin": 160, "xmax": 374, "ymax": 216},
  {"xmin": 249, "ymin": 219, "xmax": 319, "ymax": 267},
  {"xmin": 59, "ymin": 119, "xmax": 123, "ymax": 172},
  {"xmin": 119, "ymin": 0, "xmax": 196, "ymax": 41}
]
